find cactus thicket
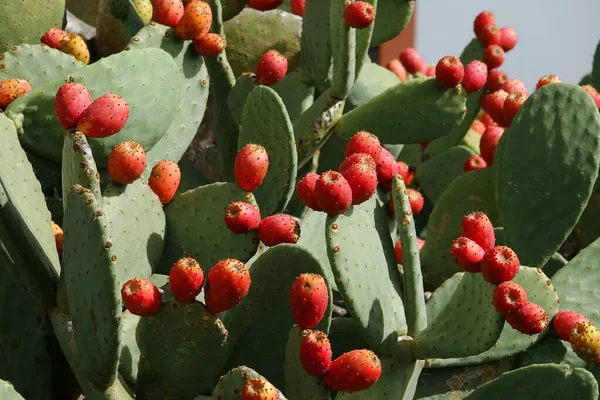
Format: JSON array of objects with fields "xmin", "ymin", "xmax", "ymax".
[{"xmin": 2, "ymin": 0, "xmax": 600, "ymax": 399}]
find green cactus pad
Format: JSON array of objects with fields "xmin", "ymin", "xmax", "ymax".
[
  {"xmin": 425, "ymin": 266, "xmax": 560, "ymax": 368},
  {"xmin": 541, "ymin": 252, "xmax": 567, "ymax": 278},
  {"xmin": 354, "ymin": 0, "xmax": 376, "ymax": 79},
  {"xmin": 370, "ymin": 0, "xmax": 414, "ymax": 47},
  {"xmin": 272, "ymin": 70, "xmax": 316, "ymax": 123},
  {"xmin": 0, "ymin": 0, "xmax": 66, "ymax": 53},
  {"xmin": 159, "ymin": 182, "xmax": 259, "ymax": 274},
  {"xmin": 459, "ymin": 38, "xmax": 485, "ymax": 65},
  {"xmin": 238, "ymin": 85, "xmax": 298, "ymax": 215},
  {"xmin": 497, "ymin": 83, "xmax": 600, "ymax": 268},
  {"xmin": 223, "ymin": 244, "xmax": 333, "ymax": 389},
  {"xmin": 109, "ymin": 0, "xmax": 130, "ymax": 19},
  {"xmin": 224, "ymin": 8, "xmax": 302, "ymax": 78},
  {"xmin": 0, "ymin": 381, "xmax": 25, "ymax": 400},
  {"xmin": 62, "ymin": 130, "xmax": 102, "ymax": 210},
  {"xmin": 294, "ymin": 89, "xmax": 345, "ymax": 168},
  {"xmin": 413, "ymin": 273, "xmax": 503, "ymax": 360},
  {"xmin": 425, "ymin": 272, "xmax": 464, "ymax": 322},
  {"xmin": 284, "ymin": 326, "xmax": 331, "ymax": 400},
  {"xmin": 300, "ymin": 0, "xmax": 332, "ymax": 89},
  {"xmin": 552, "ymin": 236, "xmax": 600, "ymax": 326},
  {"xmin": 0, "ymin": 260, "xmax": 54, "ymax": 400},
  {"xmin": 212, "ymin": 366, "xmax": 288, "ymax": 400},
  {"xmin": 117, "ymin": 310, "xmax": 141, "ymax": 383},
  {"xmin": 328, "ymin": 318, "xmax": 370, "ymax": 358},
  {"xmin": 135, "ymin": 300, "xmax": 229, "ymax": 399},
  {"xmin": 345, "ymin": 61, "xmax": 401, "ymax": 112},
  {"xmin": 326, "ymin": 196, "xmax": 407, "ymax": 354},
  {"xmin": 0, "ymin": 45, "xmax": 85, "ymax": 86},
  {"xmin": 128, "ymin": 23, "xmax": 210, "ymax": 172},
  {"xmin": 315, "ymin": 132, "xmax": 348, "ymax": 174},
  {"xmin": 417, "ymin": 145, "xmax": 476, "ymax": 204},
  {"xmin": 6, "ymin": 48, "xmax": 183, "ymax": 167},
  {"xmin": 392, "ymin": 175, "xmax": 427, "ymax": 335},
  {"xmin": 330, "ymin": 0, "xmax": 356, "ymax": 99},
  {"xmin": 101, "ymin": 180, "xmax": 166, "ymax": 287},
  {"xmin": 0, "ymin": 113, "xmax": 60, "ymax": 308},
  {"xmin": 26, "ymin": 151, "xmax": 61, "ymax": 195},
  {"xmin": 464, "ymin": 364, "xmax": 599, "ymax": 400},
  {"xmin": 333, "ymin": 78, "xmax": 467, "ymax": 144},
  {"xmin": 228, "ymin": 73, "xmax": 257, "ymax": 125},
  {"xmin": 573, "ymin": 192, "xmax": 600, "ymax": 249},
  {"xmin": 206, "ymin": 0, "xmax": 247, "ymax": 21},
  {"xmin": 420, "ymin": 167, "xmax": 499, "ymax": 288},
  {"xmin": 63, "ymin": 185, "xmax": 122, "ymax": 388}
]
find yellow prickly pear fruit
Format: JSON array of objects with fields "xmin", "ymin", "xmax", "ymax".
[
  {"xmin": 133, "ymin": 0, "xmax": 153, "ymax": 25},
  {"xmin": 569, "ymin": 321, "xmax": 600, "ymax": 363},
  {"xmin": 60, "ymin": 33, "xmax": 90, "ymax": 65}
]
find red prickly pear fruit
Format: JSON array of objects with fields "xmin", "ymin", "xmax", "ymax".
[
  {"xmin": 386, "ymin": 59, "xmax": 407, "ymax": 82},
  {"xmin": 41, "ymin": 28, "xmax": 68, "ymax": 49},
  {"xmin": 399, "ymin": 48, "xmax": 427, "ymax": 74},
  {"xmin": 461, "ymin": 211, "xmax": 495, "ymax": 252},
  {"xmin": 247, "ymin": 0, "xmax": 284, "ymax": 11},
  {"xmin": 241, "ymin": 377, "xmax": 280, "ymax": 400},
  {"xmin": 169, "ymin": 257, "xmax": 204, "ymax": 302},
  {"xmin": 481, "ymin": 245, "xmax": 520, "ymax": 284},
  {"xmin": 478, "ymin": 25, "xmax": 501, "ymax": 47},
  {"xmin": 256, "ymin": 50, "xmax": 288, "ymax": 86},
  {"xmin": 175, "ymin": 0, "xmax": 212, "ymax": 40},
  {"xmin": 289, "ymin": 273, "xmax": 329, "ymax": 329},
  {"xmin": 499, "ymin": 26, "xmax": 518, "ymax": 51},
  {"xmin": 480, "ymin": 126, "xmax": 505, "ymax": 165},
  {"xmin": 464, "ymin": 154, "xmax": 488, "ymax": 172},
  {"xmin": 480, "ymin": 89, "xmax": 508, "ymax": 126},
  {"xmin": 323, "ymin": 349, "xmax": 382, "ymax": 393},
  {"xmin": 406, "ymin": 188, "xmax": 424, "ymax": 215},
  {"xmin": 396, "ymin": 161, "xmax": 414, "ymax": 185},
  {"xmin": 121, "ymin": 278, "xmax": 162, "ymax": 317},
  {"xmin": 193, "ymin": 32, "xmax": 225, "ymax": 56},
  {"xmin": 299, "ymin": 330, "xmax": 332, "ymax": 376},
  {"xmin": 338, "ymin": 153, "xmax": 378, "ymax": 205},
  {"xmin": 502, "ymin": 93, "xmax": 527, "ymax": 125},
  {"xmin": 290, "ymin": 0, "xmax": 305, "ymax": 16},
  {"xmin": 314, "ymin": 171, "xmax": 353, "ymax": 215},
  {"xmin": 343, "ymin": 1, "xmax": 376, "ymax": 29},
  {"xmin": 148, "ymin": 160, "xmax": 181, "ymax": 205},
  {"xmin": 344, "ymin": 131, "xmax": 382, "ymax": 159},
  {"xmin": 492, "ymin": 281, "xmax": 528, "ymax": 317},
  {"xmin": 480, "ymin": 112, "xmax": 497, "ymax": 128},
  {"xmin": 435, "ymin": 56, "xmax": 464, "ymax": 88},
  {"xmin": 108, "ymin": 141, "xmax": 147, "ymax": 184},
  {"xmin": 60, "ymin": 33, "xmax": 90, "ymax": 64},
  {"xmin": 54, "ymin": 81, "xmax": 93, "ymax": 129},
  {"xmin": 569, "ymin": 321, "xmax": 600, "ymax": 363},
  {"xmin": 502, "ymin": 79, "xmax": 529, "ymax": 96},
  {"xmin": 0, "ymin": 79, "xmax": 32, "ymax": 109},
  {"xmin": 483, "ymin": 45, "xmax": 505, "ymax": 69},
  {"xmin": 394, "ymin": 237, "xmax": 425, "ymax": 264},
  {"xmin": 374, "ymin": 147, "xmax": 399, "ymax": 188},
  {"xmin": 582, "ymin": 85, "xmax": 600, "ymax": 109},
  {"xmin": 462, "ymin": 60, "xmax": 487, "ymax": 94},
  {"xmin": 152, "ymin": 0, "xmax": 184, "ymax": 27},
  {"xmin": 204, "ymin": 258, "xmax": 251, "ymax": 314},
  {"xmin": 425, "ymin": 65, "xmax": 436, "ymax": 77},
  {"xmin": 473, "ymin": 11, "xmax": 496, "ymax": 38},
  {"xmin": 450, "ymin": 236, "xmax": 485, "ymax": 273},
  {"xmin": 76, "ymin": 93, "xmax": 129, "ymax": 138},
  {"xmin": 487, "ymin": 69, "xmax": 508, "ymax": 92},
  {"xmin": 536, "ymin": 75, "xmax": 561, "ymax": 90},
  {"xmin": 257, "ymin": 214, "xmax": 300, "ymax": 246},
  {"xmin": 52, "ymin": 221, "xmax": 64, "ymax": 261},
  {"xmin": 224, "ymin": 201, "xmax": 261, "ymax": 234},
  {"xmin": 471, "ymin": 119, "xmax": 486, "ymax": 135},
  {"xmin": 552, "ymin": 310, "xmax": 592, "ymax": 341},
  {"xmin": 506, "ymin": 302, "xmax": 549, "ymax": 335},
  {"xmin": 296, "ymin": 172, "xmax": 322, "ymax": 211},
  {"xmin": 234, "ymin": 143, "xmax": 269, "ymax": 192}
]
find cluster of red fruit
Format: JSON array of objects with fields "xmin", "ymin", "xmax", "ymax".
[
  {"xmin": 40, "ymin": 28, "xmax": 91, "ymax": 64},
  {"xmin": 450, "ymin": 212, "xmax": 549, "ymax": 335},
  {"xmin": 224, "ymin": 143, "xmax": 301, "ymax": 247},
  {"xmin": 552, "ymin": 311, "xmax": 600, "ymax": 363},
  {"xmin": 288, "ymin": 273, "xmax": 382, "ymax": 393},
  {"xmin": 296, "ymin": 131, "xmax": 423, "ymax": 217},
  {"xmin": 121, "ymin": 256, "xmax": 251, "ymax": 317}
]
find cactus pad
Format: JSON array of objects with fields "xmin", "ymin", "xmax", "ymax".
[
  {"xmin": 272, "ymin": 70, "xmax": 316, "ymax": 123},
  {"xmin": 370, "ymin": 0, "xmax": 414, "ymax": 47},
  {"xmin": 300, "ymin": 0, "xmax": 332, "ymax": 89},
  {"xmin": 228, "ymin": 72, "xmax": 257, "ymax": 125},
  {"xmin": 330, "ymin": 0, "xmax": 356, "ymax": 99},
  {"xmin": 326, "ymin": 197, "xmax": 407, "ymax": 354},
  {"xmin": 345, "ymin": 61, "xmax": 400, "ymax": 112},
  {"xmin": 62, "ymin": 130, "xmax": 102, "ymax": 210},
  {"xmin": 118, "ymin": 310, "xmax": 141, "ymax": 383},
  {"xmin": 135, "ymin": 300, "xmax": 229, "ymax": 399},
  {"xmin": 238, "ymin": 85, "xmax": 298, "ymax": 215}
]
